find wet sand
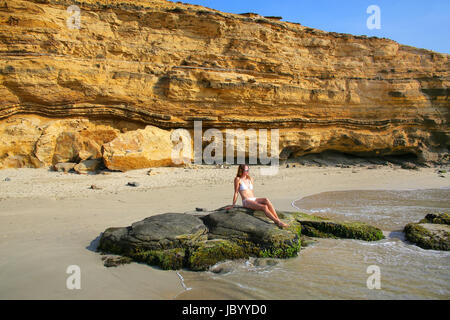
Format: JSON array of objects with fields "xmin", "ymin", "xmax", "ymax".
[{"xmin": 0, "ymin": 164, "xmax": 449, "ymax": 299}]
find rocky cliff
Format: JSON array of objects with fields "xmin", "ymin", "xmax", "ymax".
[{"xmin": 0, "ymin": 0, "xmax": 449, "ymax": 170}]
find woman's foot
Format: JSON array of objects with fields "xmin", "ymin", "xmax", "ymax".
[{"xmin": 275, "ymin": 220, "xmax": 289, "ymax": 228}]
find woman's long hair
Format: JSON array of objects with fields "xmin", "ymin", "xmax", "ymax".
[{"xmin": 236, "ymin": 164, "xmax": 252, "ymax": 180}]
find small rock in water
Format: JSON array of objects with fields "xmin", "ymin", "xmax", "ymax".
[
  {"xmin": 404, "ymin": 213, "xmax": 449, "ymax": 251},
  {"xmin": 195, "ymin": 207, "xmax": 207, "ymax": 212},
  {"xmin": 209, "ymin": 264, "xmax": 233, "ymax": 274},
  {"xmin": 4, "ymin": 177, "xmax": 11, "ymax": 181},
  {"xmin": 253, "ymin": 258, "xmax": 278, "ymax": 267},
  {"xmin": 127, "ymin": 181, "xmax": 140, "ymax": 187}
]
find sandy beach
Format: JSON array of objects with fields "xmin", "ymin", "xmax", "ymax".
[{"xmin": 0, "ymin": 163, "xmax": 449, "ymax": 299}]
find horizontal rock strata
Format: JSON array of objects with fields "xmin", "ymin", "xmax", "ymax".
[{"xmin": 0, "ymin": 0, "xmax": 449, "ymax": 170}]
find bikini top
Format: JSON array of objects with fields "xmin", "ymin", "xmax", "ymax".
[{"xmin": 239, "ymin": 178, "xmax": 253, "ymax": 191}]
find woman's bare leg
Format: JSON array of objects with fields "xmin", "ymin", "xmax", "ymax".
[
  {"xmin": 256, "ymin": 198, "xmax": 289, "ymax": 227},
  {"xmin": 256, "ymin": 198, "xmax": 279, "ymax": 219},
  {"xmin": 243, "ymin": 200, "xmax": 282, "ymax": 226}
]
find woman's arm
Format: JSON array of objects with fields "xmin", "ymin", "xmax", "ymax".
[
  {"xmin": 225, "ymin": 177, "xmax": 240, "ymax": 210},
  {"xmin": 231, "ymin": 177, "xmax": 239, "ymax": 206}
]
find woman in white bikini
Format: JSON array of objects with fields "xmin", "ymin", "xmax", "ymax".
[{"xmin": 225, "ymin": 164, "xmax": 289, "ymax": 228}]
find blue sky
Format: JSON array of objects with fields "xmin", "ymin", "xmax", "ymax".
[{"xmin": 181, "ymin": 0, "xmax": 450, "ymax": 54}]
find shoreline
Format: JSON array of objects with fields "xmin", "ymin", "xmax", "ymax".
[
  {"xmin": 0, "ymin": 160, "xmax": 448, "ymax": 200},
  {"xmin": 290, "ymin": 184, "xmax": 450, "ymax": 212},
  {"xmin": 0, "ymin": 165, "xmax": 449, "ymax": 299}
]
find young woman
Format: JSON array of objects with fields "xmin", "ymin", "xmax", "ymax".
[{"xmin": 225, "ymin": 164, "xmax": 289, "ymax": 228}]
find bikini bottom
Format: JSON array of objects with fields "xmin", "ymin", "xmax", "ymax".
[{"xmin": 242, "ymin": 197, "xmax": 257, "ymax": 207}]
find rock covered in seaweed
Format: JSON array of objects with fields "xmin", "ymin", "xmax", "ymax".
[
  {"xmin": 99, "ymin": 213, "xmax": 208, "ymax": 254},
  {"xmin": 202, "ymin": 207, "xmax": 301, "ymax": 258},
  {"xmin": 404, "ymin": 213, "xmax": 450, "ymax": 251},
  {"xmin": 292, "ymin": 213, "xmax": 385, "ymax": 241},
  {"xmin": 97, "ymin": 206, "xmax": 385, "ymax": 271},
  {"xmin": 419, "ymin": 213, "xmax": 450, "ymax": 225},
  {"xmin": 101, "ymin": 125, "xmax": 178, "ymax": 172}
]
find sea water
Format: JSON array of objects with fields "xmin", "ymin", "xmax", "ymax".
[{"xmin": 175, "ymin": 188, "xmax": 450, "ymax": 299}]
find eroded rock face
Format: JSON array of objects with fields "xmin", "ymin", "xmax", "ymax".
[
  {"xmin": 102, "ymin": 125, "xmax": 175, "ymax": 171},
  {"xmin": 33, "ymin": 119, "xmax": 119, "ymax": 165},
  {"xmin": 0, "ymin": 0, "xmax": 449, "ymax": 170},
  {"xmin": 0, "ymin": 116, "xmax": 121, "ymax": 169},
  {"xmin": 404, "ymin": 213, "xmax": 450, "ymax": 250},
  {"xmin": 0, "ymin": 115, "xmax": 180, "ymax": 171},
  {"xmin": 97, "ymin": 206, "xmax": 384, "ymax": 271},
  {"xmin": 0, "ymin": 116, "xmax": 44, "ymax": 168}
]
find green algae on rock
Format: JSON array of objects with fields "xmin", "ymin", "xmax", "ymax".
[
  {"xmin": 281, "ymin": 211, "xmax": 385, "ymax": 241},
  {"xmin": 202, "ymin": 208, "xmax": 301, "ymax": 259},
  {"xmin": 133, "ymin": 248, "xmax": 186, "ymax": 270},
  {"xmin": 404, "ymin": 213, "xmax": 450, "ymax": 251},
  {"xmin": 419, "ymin": 213, "xmax": 450, "ymax": 225},
  {"xmin": 188, "ymin": 239, "xmax": 249, "ymax": 271},
  {"xmin": 97, "ymin": 206, "xmax": 385, "ymax": 271},
  {"xmin": 101, "ymin": 255, "xmax": 133, "ymax": 268}
]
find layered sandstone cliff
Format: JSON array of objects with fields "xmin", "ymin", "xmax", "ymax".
[{"xmin": 0, "ymin": 0, "xmax": 449, "ymax": 170}]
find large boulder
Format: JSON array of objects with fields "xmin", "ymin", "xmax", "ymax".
[
  {"xmin": 98, "ymin": 206, "xmax": 385, "ymax": 271},
  {"xmin": 34, "ymin": 119, "xmax": 119, "ymax": 165},
  {"xmin": 404, "ymin": 213, "xmax": 450, "ymax": 251},
  {"xmin": 101, "ymin": 125, "xmax": 176, "ymax": 172},
  {"xmin": 202, "ymin": 208, "xmax": 300, "ymax": 258},
  {"xmin": 99, "ymin": 213, "xmax": 208, "ymax": 253},
  {"xmin": 0, "ymin": 116, "xmax": 119, "ymax": 169}
]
